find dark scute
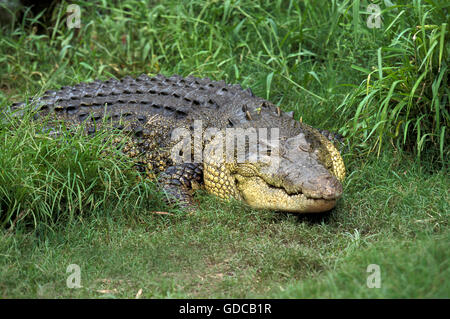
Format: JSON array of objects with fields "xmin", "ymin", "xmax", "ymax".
[
  {"xmin": 66, "ymin": 105, "xmax": 78, "ymax": 114},
  {"xmin": 134, "ymin": 126, "xmax": 144, "ymax": 137},
  {"xmin": 79, "ymin": 112, "xmax": 89, "ymax": 121},
  {"xmin": 137, "ymin": 74, "xmax": 150, "ymax": 82},
  {"xmin": 123, "ymin": 87, "xmax": 136, "ymax": 94}
]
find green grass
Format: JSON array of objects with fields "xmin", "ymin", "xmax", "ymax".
[
  {"xmin": 337, "ymin": 1, "xmax": 449, "ymax": 161},
  {"xmin": 0, "ymin": 0, "xmax": 448, "ymax": 298},
  {"xmin": 0, "ymin": 114, "xmax": 163, "ymax": 230},
  {"xmin": 1, "ymin": 152, "xmax": 448, "ymax": 298}
]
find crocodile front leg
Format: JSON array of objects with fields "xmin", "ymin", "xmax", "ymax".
[{"xmin": 158, "ymin": 163, "xmax": 204, "ymax": 207}]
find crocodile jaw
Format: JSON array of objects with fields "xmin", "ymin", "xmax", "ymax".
[{"xmin": 235, "ymin": 175, "xmax": 338, "ymax": 213}]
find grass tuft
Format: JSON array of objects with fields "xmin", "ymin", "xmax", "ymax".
[
  {"xmin": 337, "ymin": 1, "xmax": 449, "ymax": 163},
  {"xmin": 0, "ymin": 110, "xmax": 161, "ymax": 231}
]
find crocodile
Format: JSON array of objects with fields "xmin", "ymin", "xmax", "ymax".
[{"xmin": 8, "ymin": 74, "xmax": 345, "ymax": 213}]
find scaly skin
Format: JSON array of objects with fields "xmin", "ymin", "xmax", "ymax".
[{"xmin": 9, "ymin": 74, "xmax": 345, "ymax": 213}]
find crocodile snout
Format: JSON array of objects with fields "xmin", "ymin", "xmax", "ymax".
[{"xmin": 301, "ymin": 174, "xmax": 343, "ymax": 200}]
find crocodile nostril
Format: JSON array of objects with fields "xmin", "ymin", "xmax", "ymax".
[
  {"xmin": 324, "ymin": 176, "xmax": 342, "ymax": 199},
  {"xmin": 309, "ymin": 174, "xmax": 343, "ymax": 199}
]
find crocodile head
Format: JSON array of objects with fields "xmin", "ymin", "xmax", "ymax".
[
  {"xmin": 231, "ymin": 131, "xmax": 345, "ymax": 213},
  {"xmin": 202, "ymin": 112, "xmax": 345, "ymax": 213}
]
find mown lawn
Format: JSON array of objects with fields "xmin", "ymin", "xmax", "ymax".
[{"xmin": 0, "ymin": 0, "xmax": 448, "ymax": 298}]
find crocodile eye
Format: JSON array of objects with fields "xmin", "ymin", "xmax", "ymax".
[
  {"xmin": 298, "ymin": 143, "xmax": 310, "ymax": 152},
  {"xmin": 289, "ymin": 132, "xmax": 311, "ymax": 152}
]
